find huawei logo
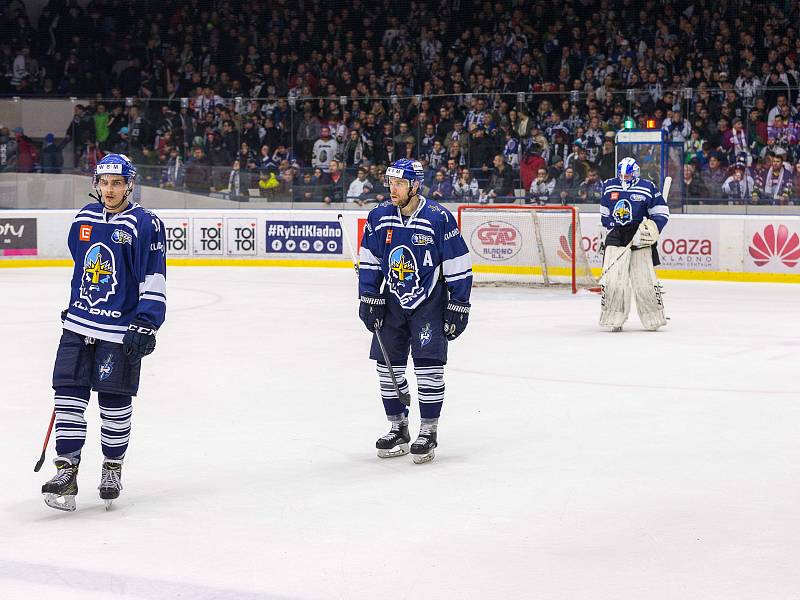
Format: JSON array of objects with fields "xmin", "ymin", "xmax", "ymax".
[{"xmin": 749, "ymin": 224, "xmax": 800, "ymax": 267}]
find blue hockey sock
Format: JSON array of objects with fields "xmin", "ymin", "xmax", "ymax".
[
  {"xmin": 414, "ymin": 359, "xmax": 445, "ymax": 420},
  {"xmin": 377, "ymin": 361, "xmax": 410, "ymax": 419},
  {"xmin": 98, "ymin": 392, "xmax": 132, "ymax": 460},
  {"xmin": 54, "ymin": 386, "xmax": 91, "ymax": 459}
]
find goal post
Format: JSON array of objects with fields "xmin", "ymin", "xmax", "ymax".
[{"xmin": 457, "ymin": 204, "xmax": 598, "ymax": 293}]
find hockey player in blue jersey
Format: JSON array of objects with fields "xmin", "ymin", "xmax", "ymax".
[
  {"xmin": 358, "ymin": 158, "xmax": 472, "ymax": 464},
  {"xmin": 41, "ymin": 153, "xmax": 166, "ymax": 511},
  {"xmin": 599, "ymin": 157, "xmax": 670, "ymax": 331}
]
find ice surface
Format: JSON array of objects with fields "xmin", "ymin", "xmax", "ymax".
[{"xmin": 2, "ymin": 267, "xmax": 799, "ymax": 599}]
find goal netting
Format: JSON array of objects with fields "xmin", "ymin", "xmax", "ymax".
[{"xmin": 457, "ymin": 204, "xmax": 598, "ymax": 293}]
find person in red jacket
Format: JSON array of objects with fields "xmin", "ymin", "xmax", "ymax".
[{"xmin": 14, "ymin": 127, "xmax": 38, "ymax": 172}]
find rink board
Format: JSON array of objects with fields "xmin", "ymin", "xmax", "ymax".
[{"xmin": 1, "ymin": 209, "xmax": 800, "ymax": 283}]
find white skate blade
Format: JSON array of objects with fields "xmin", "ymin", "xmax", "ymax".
[
  {"xmin": 104, "ymin": 499, "xmax": 114, "ymax": 510},
  {"xmin": 377, "ymin": 443, "xmax": 409, "ymax": 458},
  {"xmin": 411, "ymin": 449, "xmax": 435, "ymax": 464},
  {"xmin": 44, "ymin": 493, "xmax": 76, "ymax": 512}
]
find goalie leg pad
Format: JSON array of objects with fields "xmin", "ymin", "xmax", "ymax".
[
  {"xmin": 599, "ymin": 245, "xmax": 632, "ymax": 329},
  {"xmin": 630, "ymin": 247, "xmax": 667, "ymax": 330}
]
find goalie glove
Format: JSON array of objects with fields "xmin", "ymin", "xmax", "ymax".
[{"xmin": 631, "ymin": 218, "xmax": 659, "ymax": 248}]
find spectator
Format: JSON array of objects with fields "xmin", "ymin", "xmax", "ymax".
[
  {"xmin": 485, "ymin": 154, "xmax": 516, "ymax": 201},
  {"xmin": 756, "ymin": 154, "xmax": 793, "ymax": 204},
  {"xmin": 345, "ymin": 167, "xmax": 373, "ymax": 205},
  {"xmin": 528, "ymin": 168, "xmax": 555, "ymax": 204},
  {"xmin": 160, "ymin": 148, "xmax": 183, "ymax": 189},
  {"xmin": 429, "ymin": 169, "xmax": 453, "ymax": 202},
  {"xmin": 577, "ymin": 168, "xmax": 603, "ymax": 203},
  {"xmin": 184, "ymin": 147, "xmax": 211, "ymax": 195},
  {"xmin": 324, "ymin": 160, "xmax": 345, "ymax": 204},
  {"xmin": 721, "ymin": 164, "xmax": 756, "ymax": 204},
  {"xmin": 0, "ymin": 126, "xmax": 18, "ymax": 172},
  {"xmin": 452, "ymin": 168, "xmax": 480, "ymax": 202},
  {"xmin": 93, "ymin": 104, "xmax": 110, "ymax": 149},
  {"xmin": 596, "ymin": 137, "xmax": 617, "ymax": 180},
  {"xmin": 552, "ymin": 166, "xmax": 582, "ymax": 205},
  {"xmin": 342, "ymin": 130, "xmax": 367, "ymax": 169},
  {"xmin": 14, "ymin": 128, "xmax": 39, "ymax": 173},
  {"xmin": 227, "ymin": 160, "xmax": 247, "ymax": 200},
  {"xmin": 258, "ymin": 169, "xmax": 280, "ymax": 197},
  {"xmin": 702, "ymin": 152, "xmax": 728, "ymax": 196},
  {"xmin": 427, "ymin": 139, "xmax": 446, "ymax": 171},
  {"xmin": 293, "ymin": 171, "xmax": 320, "ymax": 203},
  {"xmin": 662, "ymin": 110, "xmax": 692, "ymax": 143},
  {"xmin": 41, "ymin": 133, "xmax": 64, "ymax": 174},
  {"xmin": 683, "ymin": 164, "xmax": 710, "ymax": 201}
]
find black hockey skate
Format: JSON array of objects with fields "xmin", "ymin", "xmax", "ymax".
[
  {"xmin": 376, "ymin": 421, "xmax": 410, "ymax": 458},
  {"xmin": 98, "ymin": 459, "xmax": 123, "ymax": 510},
  {"xmin": 411, "ymin": 425, "xmax": 438, "ymax": 464},
  {"xmin": 42, "ymin": 457, "xmax": 80, "ymax": 512}
]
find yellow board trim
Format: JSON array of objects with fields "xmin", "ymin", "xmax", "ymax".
[{"xmin": 2, "ymin": 258, "xmax": 800, "ymax": 283}]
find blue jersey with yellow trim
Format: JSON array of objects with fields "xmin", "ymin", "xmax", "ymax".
[
  {"xmin": 62, "ymin": 201, "xmax": 167, "ymax": 343},
  {"xmin": 600, "ymin": 177, "xmax": 670, "ymax": 232},
  {"xmin": 359, "ymin": 196, "xmax": 472, "ymax": 310}
]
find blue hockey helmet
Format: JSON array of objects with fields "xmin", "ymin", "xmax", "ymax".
[
  {"xmin": 617, "ymin": 157, "xmax": 640, "ymax": 189},
  {"xmin": 94, "ymin": 153, "xmax": 137, "ymax": 188},
  {"xmin": 384, "ymin": 158, "xmax": 425, "ymax": 189}
]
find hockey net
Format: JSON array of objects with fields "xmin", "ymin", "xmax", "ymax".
[{"xmin": 457, "ymin": 204, "xmax": 598, "ymax": 293}]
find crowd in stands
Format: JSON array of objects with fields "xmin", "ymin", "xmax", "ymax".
[{"xmin": 2, "ymin": 0, "xmax": 800, "ymax": 205}]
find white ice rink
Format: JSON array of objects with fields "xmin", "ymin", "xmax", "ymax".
[{"xmin": 2, "ymin": 267, "xmax": 800, "ymax": 600}]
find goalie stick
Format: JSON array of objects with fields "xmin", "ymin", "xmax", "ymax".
[{"xmin": 338, "ymin": 214, "xmax": 411, "ymax": 407}]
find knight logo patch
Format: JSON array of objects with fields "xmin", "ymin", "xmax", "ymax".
[
  {"xmin": 79, "ymin": 243, "xmax": 118, "ymax": 307},
  {"xmin": 419, "ymin": 322, "xmax": 432, "ymax": 347},
  {"xmin": 612, "ymin": 199, "xmax": 633, "ymax": 226},
  {"xmin": 387, "ymin": 245, "xmax": 421, "ymax": 305},
  {"xmin": 98, "ymin": 354, "xmax": 114, "ymax": 381}
]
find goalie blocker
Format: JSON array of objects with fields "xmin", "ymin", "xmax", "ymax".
[{"xmin": 599, "ymin": 161, "xmax": 670, "ymax": 331}]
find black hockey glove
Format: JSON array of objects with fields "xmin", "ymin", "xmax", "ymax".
[
  {"xmin": 359, "ymin": 293, "xmax": 386, "ymax": 332},
  {"xmin": 60, "ymin": 309, "xmax": 68, "ymax": 323},
  {"xmin": 443, "ymin": 300, "xmax": 470, "ymax": 341},
  {"xmin": 122, "ymin": 318, "xmax": 157, "ymax": 362}
]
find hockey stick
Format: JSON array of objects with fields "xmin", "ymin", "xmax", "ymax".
[
  {"xmin": 34, "ymin": 410, "xmax": 56, "ymax": 472},
  {"xmin": 337, "ymin": 214, "xmax": 411, "ymax": 407},
  {"xmin": 598, "ymin": 176, "xmax": 671, "ymax": 285}
]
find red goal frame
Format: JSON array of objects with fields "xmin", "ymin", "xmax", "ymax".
[{"xmin": 457, "ymin": 204, "xmax": 581, "ymax": 293}]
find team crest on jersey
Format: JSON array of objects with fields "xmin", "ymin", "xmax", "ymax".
[
  {"xmin": 612, "ymin": 199, "xmax": 633, "ymax": 225},
  {"xmin": 419, "ymin": 322, "xmax": 432, "ymax": 347},
  {"xmin": 79, "ymin": 243, "xmax": 118, "ymax": 307},
  {"xmin": 98, "ymin": 354, "xmax": 114, "ymax": 381},
  {"xmin": 388, "ymin": 245, "xmax": 421, "ymax": 304}
]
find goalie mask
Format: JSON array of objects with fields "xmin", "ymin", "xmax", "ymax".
[{"xmin": 617, "ymin": 157, "xmax": 640, "ymax": 190}]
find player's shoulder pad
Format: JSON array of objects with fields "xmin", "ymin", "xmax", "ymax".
[
  {"xmin": 368, "ymin": 200, "xmax": 394, "ymax": 218},
  {"xmin": 76, "ymin": 201, "xmax": 102, "ymax": 216},
  {"xmin": 421, "ymin": 197, "xmax": 452, "ymax": 223}
]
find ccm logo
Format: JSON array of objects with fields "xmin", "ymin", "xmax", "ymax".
[{"xmin": 79, "ymin": 224, "xmax": 93, "ymax": 241}]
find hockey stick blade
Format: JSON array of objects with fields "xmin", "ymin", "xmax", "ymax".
[{"xmin": 338, "ymin": 214, "xmax": 410, "ymax": 406}]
